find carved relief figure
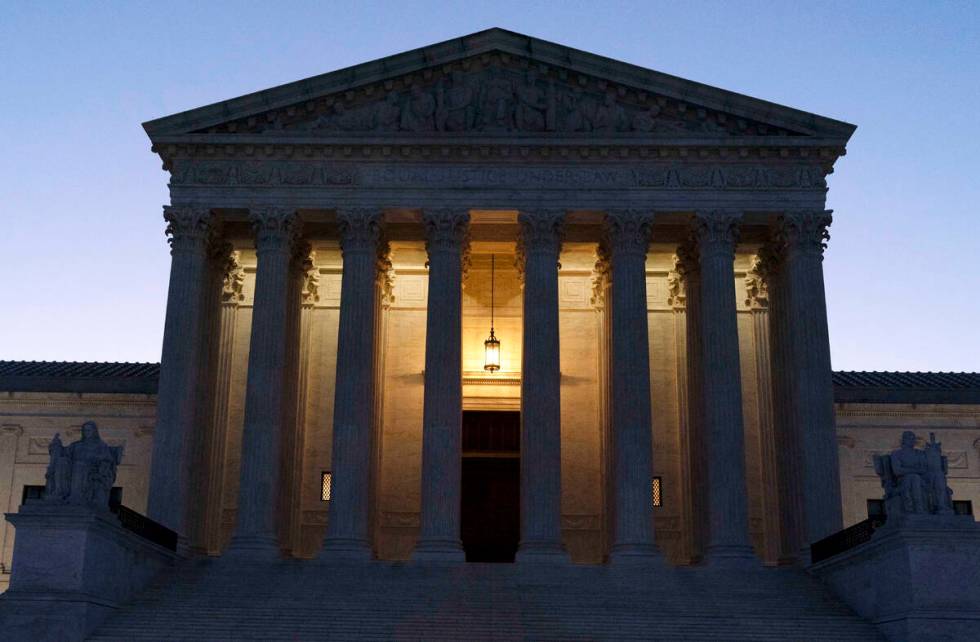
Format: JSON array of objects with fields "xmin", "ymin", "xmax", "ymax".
[
  {"xmin": 479, "ymin": 69, "xmax": 515, "ymax": 131},
  {"xmin": 270, "ymin": 66, "xmax": 761, "ymax": 137},
  {"xmin": 513, "ymin": 70, "xmax": 550, "ymax": 132},
  {"xmin": 44, "ymin": 421, "xmax": 123, "ymax": 509},
  {"xmin": 374, "ymin": 93, "xmax": 402, "ymax": 132},
  {"xmin": 436, "ymin": 71, "xmax": 476, "ymax": 132},
  {"xmin": 222, "ymin": 250, "xmax": 246, "ymax": 302},
  {"xmin": 559, "ymin": 87, "xmax": 590, "ymax": 132},
  {"xmin": 593, "ymin": 92, "xmax": 628, "ymax": 133},
  {"xmin": 630, "ymin": 104, "xmax": 686, "ymax": 134},
  {"xmin": 401, "ymin": 85, "xmax": 437, "ymax": 132}
]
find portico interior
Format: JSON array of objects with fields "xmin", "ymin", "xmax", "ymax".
[{"xmin": 185, "ymin": 208, "xmax": 791, "ymax": 566}]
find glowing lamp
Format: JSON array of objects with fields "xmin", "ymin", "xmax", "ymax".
[
  {"xmin": 484, "ymin": 328, "xmax": 500, "ymax": 372},
  {"xmin": 484, "ymin": 254, "xmax": 501, "ymax": 372}
]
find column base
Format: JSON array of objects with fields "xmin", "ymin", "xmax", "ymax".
[
  {"xmin": 318, "ymin": 537, "xmax": 373, "ymax": 562},
  {"xmin": 516, "ymin": 541, "xmax": 571, "ymax": 564},
  {"xmin": 411, "ymin": 539, "xmax": 465, "ymax": 563},
  {"xmin": 222, "ymin": 534, "xmax": 281, "ymax": 561},
  {"xmin": 609, "ymin": 542, "xmax": 664, "ymax": 566},
  {"xmin": 703, "ymin": 544, "xmax": 759, "ymax": 569}
]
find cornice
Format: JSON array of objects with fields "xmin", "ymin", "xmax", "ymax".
[{"xmin": 152, "ymin": 137, "xmax": 846, "ymax": 173}]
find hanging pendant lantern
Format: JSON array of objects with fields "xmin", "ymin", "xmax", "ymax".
[{"xmin": 484, "ymin": 254, "xmax": 501, "ymax": 372}]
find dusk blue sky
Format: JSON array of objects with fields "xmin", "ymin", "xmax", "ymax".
[{"xmin": 1, "ymin": 2, "xmax": 977, "ymax": 371}]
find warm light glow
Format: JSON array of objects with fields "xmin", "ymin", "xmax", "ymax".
[
  {"xmin": 651, "ymin": 477, "xmax": 662, "ymax": 508},
  {"xmin": 321, "ymin": 471, "xmax": 332, "ymax": 502},
  {"xmin": 484, "ymin": 329, "xmax": 501, "ymax": 372},
  {"xmin": 484, "ymin": 253, "xmax": 501, "ymax": 372}
]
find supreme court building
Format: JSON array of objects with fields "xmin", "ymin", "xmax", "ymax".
[{"xmin": 115, "ymin": 27, "xmax": 861, "ymax": 568}]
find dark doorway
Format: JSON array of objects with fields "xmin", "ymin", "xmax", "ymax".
[{"xmin": 460, "ymin": 410, "xmax": 520, "ymax": 563}]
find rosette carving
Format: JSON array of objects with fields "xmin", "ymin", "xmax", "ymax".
[
  {"xmin": 336, "ymin": 207, "xmax": 383, "ymax": 255},
  {"xmin": 602, "ymin": 209, "xmax": 653, "ymax": 258},
  {"xmin": 422, "ymin": 208, "xmax": 470, "ymax": 255}
]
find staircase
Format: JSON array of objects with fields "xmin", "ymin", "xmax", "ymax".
[{"xmin": 90, "ymin": 558, "xmax": 881, "ymax": 641}]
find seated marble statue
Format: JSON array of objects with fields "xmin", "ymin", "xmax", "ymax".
[
  {"xmin": 44, "ymin": 421, "xmax": 123, "ymax": 509},
  {"xmin": 874, "ymin": 431, "xmax": 953, "ymax": 516}
]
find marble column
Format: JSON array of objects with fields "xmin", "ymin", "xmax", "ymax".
[
  {"xmin": 148, "ymin": 205, "xmax": 217, "ymax": 543},
  {"xmin": 745, "ymin": 256, "xmax": 784, "ymax": 565},
  {"xmin": 668, "ymin": 255, "xmax": 704, "ymax": 564},
  {"xmin": 516, "ymin": 209, "xmax": 569, "ymax": 563},
  {"xmin": 227, "ymin": 208, "xmax": 302, "ymax": 559},
  {"xmin": 687, "ymin": 211, "xmax": 756, "ymax": 566},
  {"xmin": 286, "ymin": 251, "xmax": 318, "ymax": 556},
  {"xmin": 412, "ymin": 207, "xmax": 469, "ymax": 562},
  {"xmin": 201, "ymin": 249, "xmax": 244, "ymax": 555},
  {"xmin": 603, "ymin": 209, "xmax": 662, "ymax": 564},
  {"xmin": 759, "ymin": 243, "xmax": 805, "ymax": 562},
  {"xmin": 321, "ymin": 208, "xmax": 383, "ymax": 561},
  {"xmin": 773, "ymin": 210, "xmax": 842, "ymax": 549}
]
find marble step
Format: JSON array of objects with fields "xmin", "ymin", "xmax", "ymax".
[{"xmin": 90, "ymin": 560, "xmax": 882, "ymax": 641}]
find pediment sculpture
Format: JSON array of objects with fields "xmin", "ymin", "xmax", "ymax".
[
  {"xmin": 874, "ymin": 431, "xmax": 954, "ymax": 517},
  {"xmin": 44, "ymin": 421, "xmax": 124, "ymax": 509},
  {"xmin": 211, "ymin": 63, "xmax": 796, "ymax": 138}
]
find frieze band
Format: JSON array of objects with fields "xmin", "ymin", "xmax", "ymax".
[{"xmin": 169, "ymin": 160, "xmax": 827, "ymax": 191}]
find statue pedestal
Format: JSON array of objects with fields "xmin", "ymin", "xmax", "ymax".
[
  {"xmin": 0, "ymin": 503, "xmax": 177, "ymax": 642},
  {"xmin": 810, "ymin": 515, "xmax": 980, "ymax": 642}
]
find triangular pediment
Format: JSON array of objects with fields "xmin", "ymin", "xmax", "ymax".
[{"xmin": 144, "ymin": 28, "xmax": 855, "ymax": 143}]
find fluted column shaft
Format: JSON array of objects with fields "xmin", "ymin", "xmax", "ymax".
[
  {"xmin": 775, "ymin": 211, "xmax": 842, "ymax": 550},
  {"xmin": 227, "ymin": 208, "xmax": 302, "ymax": 558},
  {"xmin": 688, "ymin": 211, "xmax": 755, "ymax": 565},
  {"xmin": 413, "ymin": 208, "xmax": 469, "ymax": 562},
  {"xmin": 321, "ymin": 209, "xmax": 383, "ymax": 560},
  {"xmin": 604, "ymin": 210, "xmax": 661, "ymax": 564},
  {"xmin": 760, "ymin": 246, "xmax": 804, "ymax": 561},
  {"xmin": 677, "ymin": 250, "xmax": 709, "ymax": 562},
  {"xmin": 517, "ymin": 209, "xmax": 569, "ymax": 562},
  {"xmin": 745, "ymin": 258, "xmax": 783, "ymax": 564},
  {"xmin": 148, "ymin": 206, "xmax": 217, "ymax": 544}
]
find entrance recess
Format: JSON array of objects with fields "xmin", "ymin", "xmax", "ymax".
[{"xmin": 460, "ymin": 410, "xmax": 520, "ymax": 562}]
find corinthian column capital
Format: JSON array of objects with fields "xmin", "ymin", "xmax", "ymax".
[
  {"xmin": 518, "ymin": 209, "xmax": 565, "ymax": 254},
  {"xmin": 422, "ymin": 207, "xmax": 470, "ymax": 255},
  {"xmin": 221, "ymin": 250, "xmax": 246, "ymax": 303},
  {"xmin": 666, "ymin": 254, "xmax": 686, "ymax": 309},
  {"xmin": 163, "ymin": 205, "xmax": 216, "ymax": 252},
  {"xmin": 774, "ymin": 210, "xmax": 832, "ymax": 259},
  {"xmin": 690, "ymin": 210, "xmax": 741, "ymax": 259},
  {"xmin": 250, "ymin": 207, "xmax": 302, "ymax": 250},
  {"xmin": 602, "ymin": 209, "xmax": 653, "ymax": 258},
  {"xmin": 336, "ymin": 207, "xmax": 383, "ymax": 255},
  {"xmin": 744, "ymin": 255, "xmax": 769, "ymax": 309}
]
